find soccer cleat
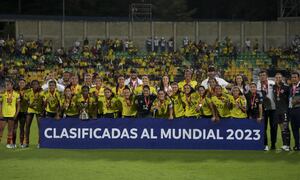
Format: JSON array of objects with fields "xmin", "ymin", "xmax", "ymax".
[
  {"xmin": 37, "ymin": 144, "xmax": 40, "ymax": 149},
  {"xmin": 6, "ymin": 144, "xmax": 15, "ymax": 149},
  {"xmin": 281, "ymin": 146, "xmax": 290, "ymax": 152},
  {"xmin": 13, "ymin": 144, "xmax": 17, "ymax": 148},
  {"xmin": 22, "ymin": 144, "xmax": 29, "ymax": 148},
  {"xmin": 264, "ymin": 145, "xmax": 269, "ymax": 151}
]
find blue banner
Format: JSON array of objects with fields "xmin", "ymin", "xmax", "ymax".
[{"xmin": 40, "ymin": 118, "xmax": 264, "ymax": 150}]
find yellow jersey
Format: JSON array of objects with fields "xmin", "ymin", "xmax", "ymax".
[
  {"xmin": 70, "ymin": 84, "xmax": 82, "ymax": 95},
  {"xmin": 60, "ymin": 95, "xmax": 79, "ymax": 116},
  {"xmin": 152, "ymin": 98, "xmax": 173, "ymax": 118},
  {"xmin": 24, "ymin": 89, "xmax": 44, "ymax": 114},
  {"xmin": 43, "ymin": 90, "xmax": 61, "ymax": 113},
  {"xmin": 134, "ymin": 85, "xmax": 157, "ymax": 95},
  {"xmin": 90, "ymin": 86, "xmax": 105, "ymax": 97},
  {"xmin": 118, "ymin": 96, "xmax": 137, "ymax": 117},
  {"xmin": 198, "ymin": 96, "xmax": 213, "ymax": 116},
  {"xmin": 112, "ymin": 86, "xmax": 126, "ymax": 97},
  {"xmin": 178, "ymin": 80, "xmax": 198, "ymax": 91},
  {"xmin": 211, "ymin": 94, "xmax": 234, "ymax": 118},
  {"xmin": 98, "ymin": 96, "xmax": 120, "ymax": 115},
  {"xmin": 0, "ymin": 91, "xmax": 20, "ymax": 117},
  {"xmin": 182, "ymin": 92, "xmax": 200, "ymax": 117},
  {"xmin": 76, "ymin": 94, "xmax": 98, "ymax": 118},
  {"xmin": 230, "ymin": 96, "xmax": 247, "ymax": 118},
  {"xmin": 170, "ymin": 93, "xmax": 185, "ymax": 118}
]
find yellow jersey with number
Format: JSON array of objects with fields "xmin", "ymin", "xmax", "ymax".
[
  {"xmin": 43, "ymin": 90, "xmax": 61, "ymax": 113},
  {"xmin": 0, "ymin": 91, "xmax": 20, "ymax": 117}
]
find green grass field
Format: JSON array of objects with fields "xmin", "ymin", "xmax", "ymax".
[{"xmin": 1, "ymin": 120, "xmax": 300, "ymax": 180}]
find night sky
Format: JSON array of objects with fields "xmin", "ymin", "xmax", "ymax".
[{"xmin": 0, "ymin": 0, "xmax": 278, "ymax": 20}]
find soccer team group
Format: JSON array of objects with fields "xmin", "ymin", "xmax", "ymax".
[{"xmin": 0, "ymin": 66, "xmax": 300, "ymax": 151}]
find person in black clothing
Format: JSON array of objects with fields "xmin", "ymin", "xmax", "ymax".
[
  {"xmin": 135, "ymin": 85, "xmax": 157, "ymax": 118},
  {"xmin": 245, "ymin": 82, "xmax": 263, "ymax": 122},
  {"xmin": 257, "ymin": 70, "xmax": 277, "ymax": 151},
  {"xmin": 289, "ymin": 72, "xmax": 300, "ymax": 151},
  {"xmin": 273, "ymin": 73, "xmax": 290, "ymax": 151}
]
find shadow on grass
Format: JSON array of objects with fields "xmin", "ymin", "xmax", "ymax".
[{"xmin": 0, "ymin": 147, "xmax": 299, "ymax": 163}]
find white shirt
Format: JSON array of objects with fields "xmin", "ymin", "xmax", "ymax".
[
  {"xmin": 245, "ymin": 40, "xmax": 251, "ymax": 47},
  {"xmin": 201, "ymin": 77, "xmax": 229, "ymax": 89},
  {"xmin": 125, "ymin": 78, "xmax": 143, "ymax": 89},
  {"xmin": 256, "ymin": 79, "xmax": 276, "ymax": 110},
  {"xmin": 154, "ymin": 39, "xmax": 159, "ymax": 46},
  {"xmin": 42, "ymin": 80, "xmax": 65, "ymax": 92}
]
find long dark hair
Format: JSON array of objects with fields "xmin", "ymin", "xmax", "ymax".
[
  {"xmin": 183, "ymin": 84, "xmax": 195, "ymax": 96},
  {"xmin": 115, "ymin": 75, "xmax": 125, "ymax": 96},
  {"xmin": 31, "ymin": 80, "xmax": 42, "ymax": 92},
  {"xmin": 104, "ymin": 87, "xmax": 115, "ymax": 99},
  {"xmin": 123, "ymin": 85, "xmax": 134, "ymax": 101},
  {"xmin": 197, "ymin": 85, "xmax": 207, "ymax": 97},
  {"xmin": 159, "ymin": 75, "xmax": 170, "ymax": 91},
  {"xmin": 234, "ymin": 74, "xmax": 247, "ymax": 93},
  {"xmin": 15, "ymin": 78, "xmax": 29, "ymax": 91}
]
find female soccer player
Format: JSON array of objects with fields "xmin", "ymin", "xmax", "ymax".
[
  {"xmin": 233, "ymin": 74, "xmax": 249, "ymax": 95},
  {"xmin": 182, "ymin": 84, "xmax": 200, "ymax": 118},
  {"xmin": 0, "ymin": 79, "xmax": 20, "ymax": 148},
  {"xmin": 135, "ymin": 85, "xmax": 157, "ymax": 118},
  {"xmin": 196, "ymin": 85, "xmax": 216, "ymax": 121},
  {"xmin": 207, "ymin": 78, "xmax": 228, "ymax": 97},
  {"xmin": 158, "ymin": 75, "xmax": 172, "ymax": 93},
  {"xmin": 114, "ymin": 75, "xmax": 126, "ymax": 96},
  {"xmin": 43, "ymin": 80, "xmax": 61, "ymax": 119},
  {"xmin": 100, "ymin": 87, "xmax": 120, "ymax": 118},
  {"xmin": 13, "ymin": 78, "xmax": 28, "ymax": 148},
  {"xmin": 134, "ymin": 75, "xmax": 157, "ymax": 95},
  {"xmin": 77, "ymin": 85, "xmax": 97, "ymax": 119},
  {"xmin": 60, "ymin": 85, "xmax": 79, "ymax": 118},
  {"xmin": 245, "ymin": 83, "xmax": 263, "ymax": 121},
  {"xmin": 230, "ymin": 86, "xmax": 247, "ymax": 118},
  {"xmin": 90, "ymin": 76, "xmax": 105, "ymax": 97},
  {"xmin": 118, "ymin": 86, "xmax": 137, "ymax": 118},
  {"xmin": 151, "ymin": 89, "xmax": 173, "ymax": 119},
  {"xmin": 211, "ymin": 85, "xmax": 233, "ymax": 120},
  {"xmin": 24, "ymin": 80, "xmax": 44, "ymax": 148},
  {"xmin": 170, "ymin": 82, "xmax": 185, "ymax": 118},
  {"xmin": 70, "ymin": 74, "xmax": 82, "ymax": 95}
]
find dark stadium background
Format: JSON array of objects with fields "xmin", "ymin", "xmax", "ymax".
[{"xmin": 0, "ymin": 0, "xmax": 277, "ymax": 20}]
